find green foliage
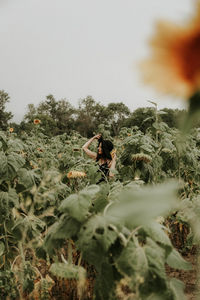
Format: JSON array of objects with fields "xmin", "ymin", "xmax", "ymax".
[
  {"xmin": 0, "ymin": 270, "xmax": 19, "ymax": 299},
  {"xmin": 0, "ymin": 90, "xmax": 13, "ymax": 130},
  {"xmin": 0, "ymin": 115, "xmax": 199, "ymax": 299},
  {"xmin": 0, "ymin": 152, "xmax": 25, "ymax": 182},
  {"xmin": 59, "ymin": 185, "xmax": 99, "ymax": 222},
  {"xmin": 105, "ymin": 181, "xmax": 179, "ymax": 227},
  {"xmin": 50, "ymin": 263, "xmax": 86, "ymax": 279},
  {"xmin": 77, "ymin": 215, "xmax": 118, "ymax": 267},
  {"xmin": 115, "ymin": 240, "xmax": 148, "ymax": 278},
  {"xmin": 166, "ymin": 248, "xmax": 192, "ymax": 270}
]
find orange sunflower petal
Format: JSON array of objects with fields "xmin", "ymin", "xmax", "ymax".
[{"xmin": 140, "ymin": 0, "xmax": 200, "ymax": 99}]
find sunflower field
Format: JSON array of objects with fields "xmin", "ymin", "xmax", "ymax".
[{"xmin": 0, "ymin": 111, "xmax": 200, "ymax": 300}]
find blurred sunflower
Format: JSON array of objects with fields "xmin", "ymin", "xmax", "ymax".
[
  {"xmin": 9, "ymin": 128, "xmax": 14, "ymax": 133},
  {"xmin": 67, "ymin": 171, "xmax": 86, "ymax": 179},
  {"xmin": 140, "ymin": 0, "xmax": 200, "ymax": 99},
  {"xmin": 132, "ymin": 153, "xmax": 152, "ymax": 163},
  {"xmin": 34, "ymin": 119, "xmax": 41, "ymax": 125}
]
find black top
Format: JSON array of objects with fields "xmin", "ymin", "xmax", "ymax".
[{"xmin": 96, "ymin": 162, "xmax": 109, "ymax": 184}]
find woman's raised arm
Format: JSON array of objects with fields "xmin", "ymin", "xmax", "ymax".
[{"xmin": 82, "ymin": 134, "xmax": 101, "ymax": 160}]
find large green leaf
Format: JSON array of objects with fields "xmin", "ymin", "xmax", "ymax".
[
  {"xmin": 44, "ymin": 215, "xmax": 80, "ymax": 254},
  {"xmin": 0, "ymin": 188, "xmax": 19, "ymax": 211},
  {"xmin": 91, "ymin": 183, "xmax": 109, "ymax": 213},
  {"xmin": 115, "ymin": 241, "xmax": 148, "ymax": 278},
  {"xmin": 94, "ymin": 262, "xmax": 115, "ymax": 300},
  {"xmin": 146, "ymin": 294, "xmax": 166, "ymax": 300},
  {"xmin": 108, "ymin": 181, "xmax": 123, "ymax": 202},
  {"xmin": 7, "ymin": 153, "xmax": 25, "ymax": 175},
  {"xmin": 79, "ymin": 184, "xmax": 100, "ymax": 199},
  {"xmin": 105, "ymin": 181, "xmax": 179, "ymax": 228},
  {"xmin": 17, "ymin": 168, "xmax": 35, "ymax": 189},
  {"xmin": 166, "ymin": 249, "xmax": 192, "ymax": 270},
  {"xmin": 0, "ymin": 152, "xmax": 7, "ymax": 182},
  {"xmin": 8, "ymin": 188, "xmax": 19, "ymax": 207},
  {"xmin": 77, "ymin": 215, "xmax": 117, "ymax": 268},
  {"xmin": 144, "ymin": 238, "xmax": 166, "ymax": 282},
  {"xmin": 0, "ymin": 152, "xmax": 25, "ymax": 181},
  {"xmin": 50, "ymin": 263, "xmax": 86, "ymax": 280},
  {"xmin": 12, "ymin": 214, "xmax": 45, "ymax": 241},
  {"xmin": 59, "ymin": 185, "xmax": 99, "ymax": 222},
  {"xmin": 0, "ymin": 131, "xmax": 7, "ymax": 151},
  {"xmin": 8, "ymin": 139, "xmax": 24, "ymax": 152},
  {"xmin": 140, "ymin": 144, "xmax": 154, "ymax": 153},
  {"xmin": 169, "ymin": 278, "xmax": 186, "ymax": 300},
  {"xmin": 142, "ymin": 221, "xmax": 172, "ymax": 256}
]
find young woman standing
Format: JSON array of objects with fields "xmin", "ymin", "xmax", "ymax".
[{"xmin": 82, "ymin": 134, "xmax": 116, "ymax": 183}]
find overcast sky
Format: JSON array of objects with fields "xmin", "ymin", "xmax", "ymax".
[{"xmin": 0, "ymin": 0, "xmax": 194, "ymax": 122}]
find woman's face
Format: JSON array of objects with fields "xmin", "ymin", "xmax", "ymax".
[{"xmin": 98, "ymin": 143, "xmax": 103, "ymax": 155}]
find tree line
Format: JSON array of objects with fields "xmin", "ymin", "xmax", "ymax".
[{"xmin": 0, "ymin": 90, "xmax": 190, "ymax": 137}]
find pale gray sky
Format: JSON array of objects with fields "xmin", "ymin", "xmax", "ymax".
[{"xmin": 0, "ymin": 0, "xmax": 193, "ymax": 122}]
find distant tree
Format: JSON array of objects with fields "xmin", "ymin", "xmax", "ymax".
[
  {"xmin": 124, "ymin": 107, "xmax": 155, "ymax": 133},
  {"xmin": 160, "ymin": 108, "xmax": 187, "ymax": 128},
  {"xmin": 22, "ymin": 95, "xmax": 75, "ymax": 136},
  {"xmin": 75, "ymin": 96, "xmax": 108, "ymax": 137},
  {"xmin": 53, "ymin": 99, "xmax": 75, "ymax": 134},
  {"xmin": 106, "ymin": 102, "xmax": 130, "ymax": 136},
  {"xmin": 37, "ymin": 95, "xmax": 58, "ymax": 120},
  {"xmin": 0, "ymin": 90, "xmax": 13, "ymax": 130},
  {"xmin": 24, "ymin": 104, "xmax": 37, "ymax": 122}
]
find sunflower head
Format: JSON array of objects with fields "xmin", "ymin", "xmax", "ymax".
[
  {"xmin": 67, "ymin": 171, "xmax": 86, "ymax": 179},
  {"xmin": 9, "ymin": 128, "xmax": 14, "ymax": 133},
  {"xmin": 132, "ymin": 153, "xmax": 152, "ymax": 163},
  {"xmin": 34, "ymin": 119, "xmax": 41, "ymax": 125}
]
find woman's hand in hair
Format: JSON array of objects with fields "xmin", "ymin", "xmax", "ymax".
[
  {"xmin": 112, "ymin": 152, "xmax": 117, "ymax": 161},
  {"xmin": 93, "ymin": 134, "xmax": 101, "ymax": 140},
  {"xmin": 111, "ymin": 149, "xmax": 117, "ymax": 161},
  {"xmin": 82, "ymin": 135, "xmax": 101, "ymax": 160}
]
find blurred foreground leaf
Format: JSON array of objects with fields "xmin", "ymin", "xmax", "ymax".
[{"xmin": 105, "ymin": 181, "xmax": 179, "ymax": 228}]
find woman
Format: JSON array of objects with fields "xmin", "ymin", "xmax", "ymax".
[{"xmin": 82, "ymin": 134, "xmax": 116, "ymax": 183}]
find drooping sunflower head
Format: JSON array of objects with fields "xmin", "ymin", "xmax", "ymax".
[
  {"xmin": 34, "ymin": 119, "xmax": 41, "ymax": 125},
  {"xmin": 140, "ymin": 0, "xmax": 200, "ymax": 99},
  {"xmin": 67, "ymin": 171, "xmax": 86, "ymax": 179},
  {"xmin": 132, "ymin": 153, "xmax": 152, "ymax": 163}
]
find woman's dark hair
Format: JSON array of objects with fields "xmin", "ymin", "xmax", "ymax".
[{"xmin": 96, "ymin": 136, "xmax": 114, "ymax": 161}]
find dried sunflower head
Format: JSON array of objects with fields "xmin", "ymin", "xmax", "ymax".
[
  {"xmin": 34, "ymin": 119, "xmax": 41, "ymax": 125},
  {"xmin": 131, "ymin": 153, "xmax": 152, "ymax": 163},
  {"xmin": 67, "ymin": 171, "xmax": 86, "ymax": 179}
]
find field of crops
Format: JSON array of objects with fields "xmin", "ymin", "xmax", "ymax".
[{"xmin": 1, "ymin": 116, "xmax": 200, "ymax": 300}]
